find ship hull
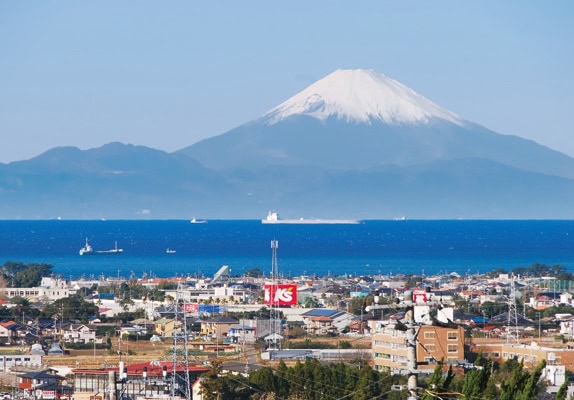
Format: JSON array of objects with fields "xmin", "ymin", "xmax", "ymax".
[{"xmin": 261, "ymin": 219, "xmax": 360, "ymax": 224}]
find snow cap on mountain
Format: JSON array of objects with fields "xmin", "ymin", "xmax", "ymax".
[{"xmin": 262, "ymin": 69, "xmax": 463, "ymax": 126}]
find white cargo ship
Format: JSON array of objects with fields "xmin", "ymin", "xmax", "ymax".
[{"xmin": 261, "ymin": 211, "xmax": 361, "ymax": 224}]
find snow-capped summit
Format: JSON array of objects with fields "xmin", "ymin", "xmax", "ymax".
[{"xmin": 262, "ymin": 69, "xmax": 464, "ymax": 126}]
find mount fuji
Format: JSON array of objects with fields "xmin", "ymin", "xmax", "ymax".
[
  {"xmin": 176, "ymin": 68, "xmax": 574, "ymax": 218},
  {"xmin": 2, "ymin": 69, "xmax": 574, "ymax": 219},
  {"xmin": 180, "ymin": 69, "xmax": 574, "ymax": 180}
]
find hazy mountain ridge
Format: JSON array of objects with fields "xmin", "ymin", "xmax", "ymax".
[{"xmin": 2, "ymin": 69, "xmax": 574, "ymax": 219}]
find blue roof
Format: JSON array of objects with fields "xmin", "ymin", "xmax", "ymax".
[{"xmin": 302, "ymin": 309, "xmax": 341, "ymax": 317}]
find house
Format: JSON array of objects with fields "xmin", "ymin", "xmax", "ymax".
[
  {"xmin": 62, "ymin": 324, "xmax": 101, "ymax": 344},
  {"xmin": 200, "ymin": 316, "xmax": 239, "ymax": 337},
  {"xmin": 0, "ymin": 320, "xmax": 25, "ymax": 345},
  {"xmin": 17, "ymin": 369, "xmax": 72, "ymax": 399},
  {"xmin": 300, "ymin": 309, "xmax": 354, "ymax": 335},
  {"xmin": 559, "ymin": 315, "xmax": 574, "ymax": 339},
  {"xmin": 154, "ymin": 318, "xmax": 178, "ymax": 337},
  {"xmin": 192, "ymin": 377, "xmax": 205, "ymax": 400},
  {"xmin": 228, "ymin": 325, "xmax": 256, "ymax": 344}
]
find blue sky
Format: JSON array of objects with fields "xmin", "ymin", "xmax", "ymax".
[{"xmin": 1, "ymin": 1, "xmax": 573, "ymax": 163}]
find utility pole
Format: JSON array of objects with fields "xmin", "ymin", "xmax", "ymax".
[
  {"xmin": 537, "ymin": 312, "xmax": 541, "ymax": 339},
  {"xmin": 367, "ymin": 290, "xmax": 419, "ymax": 400},
  {"xmin": 403, "ymin": 291, "xmax": 418, "ymax": 400}
]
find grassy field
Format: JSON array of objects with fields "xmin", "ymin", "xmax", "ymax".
[{"xmin": 24, "ymin": 336, "xmax": 371, "ymax": 370}]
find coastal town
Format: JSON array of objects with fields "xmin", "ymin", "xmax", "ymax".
[{"xmin": 0, "ymin": 260, "xmax": 573, "ymax": 399}]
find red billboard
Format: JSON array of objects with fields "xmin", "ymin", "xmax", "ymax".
[
  {"xmin": 182, "ymin": 303, "xmax": 199, "ymax": 313},
  {"xmin": 264, "ymin": 283, "xmax": 298, "ymax": 306},
  {"xmin": 413, "ymin": 291, "xmax": 428, "ymax": 304}
]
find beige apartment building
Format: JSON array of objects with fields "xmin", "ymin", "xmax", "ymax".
[
  {"xmin": 472, "ymin": 340, "xmax": 574, "ymax": 370},
  {"xmin": 372, "ymin": 324, "xmax": 465, "ymax": 373}
]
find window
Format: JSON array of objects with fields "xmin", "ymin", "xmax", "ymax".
[
  {"xmin": 425, "ymin": 344, "xmax": 436, "ymax": 352},
  {"xmin": 447, "ymin": 344, "xmax": 458, "ymax": 353},
  {"xmin": 447, "ymin": 331, "xmax": 458, "ymax": 340},
  {"xmin": 424, "ymin": 332, "xmax": 436, "ymax": 339}
]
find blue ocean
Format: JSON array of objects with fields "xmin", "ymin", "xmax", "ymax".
[{"xmin": 1, "ymin": 220, "xmax": 574, "ymax": 279}]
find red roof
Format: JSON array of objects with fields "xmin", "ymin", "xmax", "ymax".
[
  {"xmin": 310, "ymin": 316, "xmax": 333, "ymax": 322},
  {"xmin": 480, "ymin": 325, "xmax": 497, "ymax": 331},
  {"xmin": 73, "ymin": 361, "xmax": 208, "ymax": 376}
]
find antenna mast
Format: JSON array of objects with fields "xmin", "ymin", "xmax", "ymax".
[
  {"xmin": 270, "ymin": 240, "xmax": 280, "ymax": 349},
  {"xmin": 506, "ymin": 276, "xmax": 519, "ymax": 344},
  {"xmin": 172, "ymin": 282, "xmax": 192, "ymax": 400}
]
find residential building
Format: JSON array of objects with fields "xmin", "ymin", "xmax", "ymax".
[
  {"xmin": 62, "ymin": 324, "xmax": 101, "ymax": 344},
  {"xmin": 200, "ymin": 316, "xmax": 239, "ymax": 337},
  {"xmin": 300, "ymin": 309, "xmax": 354, "ymax": 335},
  {"xmin": 154, "ymin": 318, "xmax": 178, "ymax": 337},
  {"xmin": 17, "ymin": 370, "xmax": 72, "ymax": 399},
  {"xmin": 72, "ymin": 361, "xmax": 209, "ymax": 400},
  {"xmin": 472, "ymin": 341, "xmax": 574, "ymax": 372},
  {"xmin": 228, "ymin": 325, "xmax": 256, "ymax": 344},
  {"xmin": 372, "ymin": 324, "xmax": 465, "ymax": 373}
]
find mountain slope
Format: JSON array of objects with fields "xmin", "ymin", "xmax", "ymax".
[
  {"xmin": 178, "ymin": 69, "xmax": 574, "ymax": 180},
  {"xmin": 0, "ymin": 143, "xmax": 237, "ymax": 219},
  {"xmin": 224, "ymin": 158, "xmax": 574, "ymax": 219},
  {"xmin": 2, "ymin": 69, "xmax": 574, "ymax": 219}
]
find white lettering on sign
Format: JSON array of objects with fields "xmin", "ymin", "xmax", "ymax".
[{"xmin": 274, "ymin": 288, "xmax": 293, "ymax": 302}]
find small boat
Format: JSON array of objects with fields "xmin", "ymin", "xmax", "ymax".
[
  {"xmin": 190, "ymin": 218, "xmax": 207, "ymax": 224},
  {"xmin": 166, "ymin": 248, "xmax": 176, "ymax": 254},
  {"xmin": 79, "ymin": 238, "xmax": 94, "ymax": 255}
]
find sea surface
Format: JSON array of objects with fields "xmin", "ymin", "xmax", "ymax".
[{"xmin": 1, "ymin": 219, "xmax": 574, "ymax": 280}]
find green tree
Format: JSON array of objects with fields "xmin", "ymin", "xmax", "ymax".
[
  {"xmin": 249, "ymin": 367, "xmax": 277, "ymax": 393},
  {"xmin": 244, "ymin": 268, "xmax": 264, "ymax": 278},
  {"xmin": 10, "ymin": 296, "xmax": 41, "ymax": 320},
  {"xmin": 499, "ymin": 360, "xmax": 536, "ymax": 400},
  {"xmin": 42, "ymin": 294, "xmax": 98, "ymax": 322},
  {"xmin": 519, "ymin": 360, "xmax": 546, "ymax": 400},
  {"xmin": 200, "ymin": 361, "xmax": 253, "ymax": 400},
  {"xmin": 1, "ymin": 262, "xmax": 53, "ymax": 287},
  {"xmin": 354, "ymin": 363, "xmax": 379, "ymax": 400},
  {"xmin": 556, "ymin": 379, "xmax": 568, "ymax": 400}
]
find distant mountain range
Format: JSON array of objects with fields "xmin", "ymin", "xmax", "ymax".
[{"xmin": 2, "ymin": 69, "xmax": 574, "ymax": 219}]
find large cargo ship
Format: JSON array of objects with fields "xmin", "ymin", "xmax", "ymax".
[
  {"xmin": 79, "ymin": 239, "xmax": 123, "ymax": 255},
  {"xmin": 261, "ymin": 211, "xmax": 361, "ymax": 225}
]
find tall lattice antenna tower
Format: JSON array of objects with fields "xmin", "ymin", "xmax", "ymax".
[
  {"xmin": 271, "ymin": 240, "xmax": 278, "ymax": 281},
  {"xmin": 269, "ymin": 240, "xmax": 280, "ymax": 349},
  {"xmin": 171, "ymin": 283, "xmax": 192, "ymax": 400},
  {"xmin": 506, "ymin": 276, "xmax": 519, "ymax": 344}
]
